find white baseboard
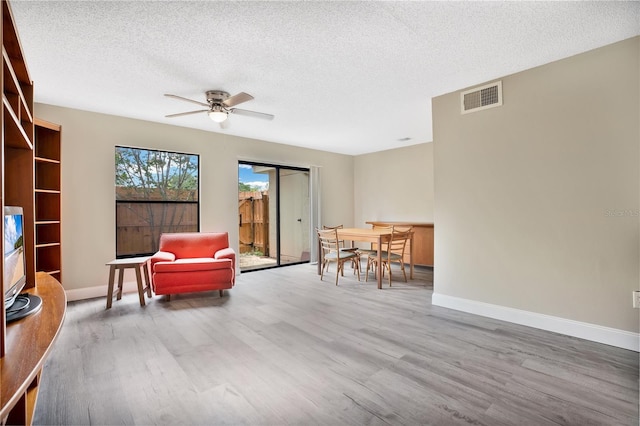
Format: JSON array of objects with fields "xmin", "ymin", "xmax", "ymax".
[
  {"xmin": 65, "ymin": 281, "xmax": 141, "ymax": 302},
  {"xmin": 432, "ymin": 293, "xmax": 639, "ymax": 352}
]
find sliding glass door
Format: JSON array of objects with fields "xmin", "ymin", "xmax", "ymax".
[
  {"xmin": 279, "ymin": 168, "xmax": 310, "ymax": 265},
  {"xmin": 238, "ymin": 162, "xmax": 310, "ymax": 272}
]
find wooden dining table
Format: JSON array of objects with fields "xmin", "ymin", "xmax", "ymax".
[{"xmin": 317, "ymin": 227, "xmax": 414, "ymax": 289}]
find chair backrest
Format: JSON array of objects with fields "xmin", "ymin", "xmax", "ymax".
[
  {"xmin": 385, "ymin": 229, "xmax": 411, "ymax": 260},
  {"xmin": 392, "ymin": 225, "xmax": 413, "ymax": 233},
  {"xmin": 317, "ymin": 228, "xmax": 344, "ymax": 258},
  {"xmin": 323, "ymin": 224, "xmax": 345, "ymax": 247},
  {"xmin": 159, "ymin": 232, "xmax": 229, "ymax": 259},
  {"xmin": 322, "ymin": 224, "xmax": 343, "ymax": 230}
]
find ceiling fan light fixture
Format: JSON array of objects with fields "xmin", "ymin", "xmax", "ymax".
[{"xmin": 208, "ymin": 106, "xmax": 228, "ymax": 123}]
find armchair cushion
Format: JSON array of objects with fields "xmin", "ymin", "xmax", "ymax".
[
  {"xmin": 153, "ymin": 258, "xmax": 232, "ymax": 273},
  {"xmin": 150, "ymin": 232, "xmax": 236, "ymax": 297}
]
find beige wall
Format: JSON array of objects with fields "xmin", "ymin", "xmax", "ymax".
[
  {"xmin": 353, "ymin": 143, "xmax": 434, "ymax": 227},
  {"xmin": 34, "ymin": 104, "xmax": 356, "ymax": 293},
  {"xmin": 432, "ymin": 37, "xmax": 639, "ymax": 333}
]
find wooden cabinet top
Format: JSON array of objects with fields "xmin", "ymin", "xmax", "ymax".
[
  {"xmin": 0, "ymin": 273, "xmax": 66, "ymax": 419},
  {"xmin": 366, "ymin": 221, "xmax": 434, "ymax": 228}
]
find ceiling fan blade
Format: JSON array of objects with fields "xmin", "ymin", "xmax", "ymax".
[
  {"xmin": 165, "ymin": 109, "xmax": 208, "ymax": 118},
  {"xmin": 223, "ymin": 92, "xmax": 254, "ymax": 108},
  {"xmin": 230, "ymin": 108, "xmax": 274, "ymax": 120},
  {"xmin": 164, "ymin": 94, "xmax": 209, "ymax": 107}
]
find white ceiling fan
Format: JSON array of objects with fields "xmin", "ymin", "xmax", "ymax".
[{"xmin": 164, "ymin": 90, "xmax": 274, "ymax": 128}]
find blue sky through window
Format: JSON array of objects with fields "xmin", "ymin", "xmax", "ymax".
[{"xmin": 239, "ymin": 164, "xmax": 268, "ymax": 191}]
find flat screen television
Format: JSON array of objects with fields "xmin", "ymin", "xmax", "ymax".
[{"xmin": 4, "ymin": 206, "xmax": 26, "ymax": 309}]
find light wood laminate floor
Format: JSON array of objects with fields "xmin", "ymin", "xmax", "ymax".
[{"xmin": 34, "ymin": 264, "xmax": 638, "ymax": 425}]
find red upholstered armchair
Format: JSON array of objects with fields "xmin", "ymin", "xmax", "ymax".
[{"xmin": 149, "ymin": 232, "xmax": 236, "ymax": 299}]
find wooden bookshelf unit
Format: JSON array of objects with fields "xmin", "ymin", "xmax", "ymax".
[
  {"xmin": 34, "ymin": 119, "xmax": 62, "ymax": 283},
  {"xmin": 1, "ymin": 0, "xmax": 36, "ymax": 357},
  {"xmin": 0, "ymin": 1, "xmax": 67, "ymax": 424}
]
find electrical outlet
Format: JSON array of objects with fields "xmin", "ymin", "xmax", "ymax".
[{"xmin": 633, "ymin": 291, "xmax": 640, "ymax": 309}]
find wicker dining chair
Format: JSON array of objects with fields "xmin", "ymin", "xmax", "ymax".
[
  {"xmin": 317, "ymin": 228, "xmax": 360, "ymax": 285},
  {"xmin": 322, "ymin": 224, "xmax": 359, "ymax": 274},
  {"xmin": 365, "ymin": 228, "xmax": 411, "ymax": 286}
]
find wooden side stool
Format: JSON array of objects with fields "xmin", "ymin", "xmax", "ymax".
[{"xmin": 105, "ymin": 256, "xmax": 152, "ymax": 309}]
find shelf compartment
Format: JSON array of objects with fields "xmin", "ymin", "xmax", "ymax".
[
  {"xmin": 36, "ymin": 222, "xmax": 60, "ymax": 246},
  {"xmin": 34, "ymin": 120, "xmax": 61, "ymax": 160},
  {"xmin": 3, "ymin": 48, "xmax": 33, "ymax": 126},
  {"xmin": 3, "ymin": 95, "xmax": 33, "ymax": 150},
  {"xmin": 2, "ymin": 0, "xmax": 31, "ymax": 85},
  {"xmin": 35, "ymin": 160, "xmax": 60, "ymax": 191},
  {"xmin": 4, "ymin": 145, "xmax": 34, "ymax": 207},
  {"xmin": 35, "ymin": 244, "xmax": 61, "ymax": 274},
  {"xmin": 35, "ymin": 191, "xmax": 60, "ymax": 222}
]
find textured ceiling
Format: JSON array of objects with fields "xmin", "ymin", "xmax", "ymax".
[{"xmin": 10, "ymin": 1, "xmax": 640, "ymax": 155}]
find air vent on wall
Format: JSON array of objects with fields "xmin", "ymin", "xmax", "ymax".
[{"xmin": 461, "ymin": 81, "xmax": 502, "ymax": 114}]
